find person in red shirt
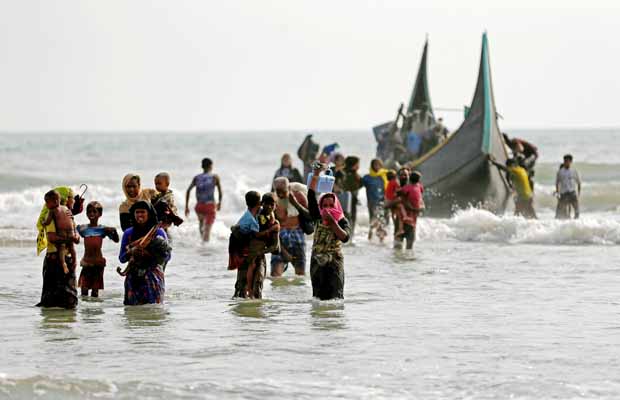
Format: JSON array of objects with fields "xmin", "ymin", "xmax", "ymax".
[
  {"xmin": 396, "ymin": 171, "xmax": 424, "ymax": 249},
  {"xmin": 384, "ymin": 170, "xmax": 409, "ymax": 237}
]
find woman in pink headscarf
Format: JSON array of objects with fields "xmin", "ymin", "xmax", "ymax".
[{"xmin": 307, "ymin": 165, "xmax": 351, "ymax": 300}]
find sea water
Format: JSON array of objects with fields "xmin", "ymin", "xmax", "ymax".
[{"xmin": 1, "ymin": 130, "xmax": 619, "ymax": 399}]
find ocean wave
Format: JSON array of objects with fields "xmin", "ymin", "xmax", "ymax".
[{"xmin": 418, "ymin": 208, "xmax": 620, "ymax": 245}]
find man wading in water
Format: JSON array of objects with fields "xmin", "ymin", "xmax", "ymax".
[
  {"xmin": 185, "ymin": 158, "xmax": 223, "ymax": 242},
  {"xmin": 271, "ymin": 177, "xmax": 309, "ymax": 277}
]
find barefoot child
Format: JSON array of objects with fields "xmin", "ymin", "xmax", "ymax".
[
  {"xmin": 42, "ymin": 190, "xmax": 77, "ymax": 274},
  {"xmin": 245, "ymin": 193, "xmax": 280, "ymax": 298},
  {"xmin": 76, "ymin": 201, "xmax": 120, "ymax": 297}
]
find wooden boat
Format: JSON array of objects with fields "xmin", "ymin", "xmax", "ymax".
[
  {"xmin": 373, "ymin": 39, "xmax": 436, "ymax": 162},
  {"xmin": 410, "ymin": 33, "xmax": 511, "ymax": 216}
]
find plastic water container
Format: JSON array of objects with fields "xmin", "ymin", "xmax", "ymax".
[{"xmin": 307, "ymin": 170, "xmax": 335, "ymax": 193}]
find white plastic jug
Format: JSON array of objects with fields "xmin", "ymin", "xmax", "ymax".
[{"xmin": 307, "ymin": 170, "xmax": 335, "ymax": 193}]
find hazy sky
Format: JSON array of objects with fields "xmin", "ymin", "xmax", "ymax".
[{"xmin": 1, "ymin": 0, "xmax": 619, "ymax": 131}]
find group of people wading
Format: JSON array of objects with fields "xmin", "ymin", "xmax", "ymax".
[
  {"xmin": 35, "ymin": 147, "xmax": 426, "ymax": 308},
  {"xmin": 36, "ymin": 171, "xmax": 185, "ymax": 308},
  {"xmin": 34, "ymin": 135, "xmax": 583, "ymax": 309}
]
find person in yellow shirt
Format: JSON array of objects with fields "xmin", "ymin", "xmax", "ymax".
[{"xmin": 489, "ymin": 156, "xmax": 537, "ymax": 219}]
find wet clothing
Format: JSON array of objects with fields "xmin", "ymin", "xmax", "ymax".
[
  {"xmin": 78, "ymin": 266, "xmax": 104, "ymax": 291},
  {"xmin": 385, "ymin": 180, "xmax": 399, "ymax": 202},
  {"xmin": 308, "ymin": 189, "xmax": 351, "ymax": 300},
  {"xmin": 36, "ymin": 219, "xmax": 78, "ymax": 309},
  {"xmin": 394, "ymin": 218, "xmax": 416, "ymax": 250},
  {"xmin": 37, "ymin": 252, "xmax": 78, "ymax": 309},
  {"xmin": 194, "ymin": 173, "xmax": 217, "ymax": 203},
  {"xmin": 238, "ymin": 210, "xmax": 259, "ymax": 234},
  {"xmin": 229, "ymin": 222, "xmax": 267, "ymax": 298},
  {"xmin": 400, "ymin": 183, "xmax": 425, "ymax": 211},
  {"xmin": 36, "ymin": 186, "xmax": 75, "ymax": 256},
  {"xmin": 270, "ymin": 227, "xmax": 306, "ymax": 273},
  {"xmin": 119, "ymin": 227, "xmax": 170, "ymax": 305},
  {"xmin": 119, "ymin": 202, "xmax": 170, "ymax": 305},
  {"xmin": 507, "ymin": 166, "xmax": 533, "ymax": 200},
  {"xmin": 557, "ymin": 191, "xmax": 579, "ymax": 219},
  {"xmin": 362, "ymin": 174, "xmax": 386, "ymax": 206},
  {"xmin": 195, "ymin": 202, "xmax": 216, "ymax": 225},
  {"xmin": 76, "ymin": 224, "xmax": 115, "ymax": 291},
  {"xmin": 514, "ymin": 197, "xmax": 537, "ymax": 219},
  {"xmin": 556, "ymin": 167, "xmax": 581, "ymax": 195},
  {"xmin": 234, "ymin": 255, "xmax": 267, "ymax": 299}
]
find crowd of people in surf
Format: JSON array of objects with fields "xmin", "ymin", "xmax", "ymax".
[
  {"xmin": 34, "ymin": 134, "xmax": 583, "ymax": 310},
  {"xmin": 33, "ymin": 146, "xmax": 425, "ymax": 309}
]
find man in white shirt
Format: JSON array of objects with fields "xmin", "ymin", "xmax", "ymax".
[{"xmin": 555, "ymin": 154, "xmax": 581, "ymax": 219}]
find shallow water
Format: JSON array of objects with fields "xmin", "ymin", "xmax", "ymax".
[{"xmin": 1, "ymin": 130, "xmax": 620, "ymax": 398}]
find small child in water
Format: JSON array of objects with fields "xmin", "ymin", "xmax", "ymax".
[
  {"xmin": 42, "ymin": 190, "xmax": 77, "ymax": 274},
  {"xmin": 76, "ymin": 201, "xmax": 119, "ymax": 297},
  {"xmin": 245, "ymin": 193, "xmax": 280, "ymax": 298}
]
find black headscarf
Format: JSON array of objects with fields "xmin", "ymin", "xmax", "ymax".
[{"xmin": 129, "ymin": 200, "xmax": 158, "ymax": 240}]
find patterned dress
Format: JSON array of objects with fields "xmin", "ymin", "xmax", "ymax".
[{"xmin": 119, "ymin": 227, "xmax": 170, "ymax": 305}]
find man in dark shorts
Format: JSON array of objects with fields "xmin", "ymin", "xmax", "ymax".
[{"xmin": 185, "ymin": 158, "xmax": 222, "ymax": 242}]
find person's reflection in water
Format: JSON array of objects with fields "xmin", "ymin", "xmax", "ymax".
[
  {"xmin": 230, "ymin": 300, "xmax": 267, "ymax": 319},
  {"xmin": 310, "ymin": 301, "xmax": 346, "ymax": 330},
  {"xmin": 78, "ymin": 300, "xmax": 106, "ymax": 324},
  {"xmin": 39, "ymin": 308, "xmax": 77, "ymax": 338},
  {"xmin": 122, "ymin": 304, "xmax": 169, "ymax": 329}
]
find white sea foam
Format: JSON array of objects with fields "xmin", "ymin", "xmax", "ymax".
[{"xmin": 417, "ymin": 208, "xmax": 620, "ymax": 245}]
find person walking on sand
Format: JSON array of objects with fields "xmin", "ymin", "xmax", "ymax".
[{"xmin": 185, "ymin": 158, "xmax": 222, "ymax": 242}]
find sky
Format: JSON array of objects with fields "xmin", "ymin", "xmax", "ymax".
[{"xmin": 1, "ymin": 0, "xmax": 619, "ymax": 132}]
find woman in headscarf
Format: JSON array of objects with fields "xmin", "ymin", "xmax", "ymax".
[
  {"xmin": 36, "ymin": 186, "xmax": 80, "ymax": 308},
  {"xmin": 118, "ymin": 201, "xmax": 170, "ymax": 305},
  {"xmin": 271, "ymin": 153, "xmax": 304, "ymax": 190},
  {"xmin": 307, "ymin": 167, "xmax": 352, "ymax": 300},
  {"xmin": 119, "ymin": 174, "xmax": 154, "ymax": 232}
]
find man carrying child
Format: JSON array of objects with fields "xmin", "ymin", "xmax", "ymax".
[{"xmin": 231, "ymin": 191, "xmax": 280, "ymax": 299}]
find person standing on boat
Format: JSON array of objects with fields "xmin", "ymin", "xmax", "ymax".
[
  {"xmin": 555, "ymin": 154, "xmax": 581, "ymax": 219},
  {"xmin": 433, "ymin": 117, "xmax": 449, "ymax": 141},
  {"xmin": 185, "ymin": 158, "xmax": 223, "ymax": 242},
  {"xmin": 489, "ymin": 156, "xmax": 537, "ymax": 219},
  {"xmin": 272, "ymin": 153, "xmax": 304, "ymax": 190}
]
